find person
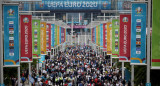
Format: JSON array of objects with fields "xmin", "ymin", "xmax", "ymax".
[
  {"xmin": 27, "ymin": 45, "xmax": 124, "ymax": 86},
  {"xmin": 21, "ymin": 76, "xmax": 25, "ymax": 86},
  {"xmin": 122, "ymin": 79, "xmax": 126, "ymax": 86},
  {"xmin": 128, "ymin": 80, "xmax": 131, "ymax": 86}
]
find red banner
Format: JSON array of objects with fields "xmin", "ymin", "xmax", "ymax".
[
  {"xmin": 103, "ymin": 23, "xmax": 107, "ymax": 52},
  {"xmin": 20, "ymin": 15, "xmax": 32, "ymax": 62},
  {"xmin": 46, "ymin": 23, "xmax": 51, "ymax": 52},
  {"xmin": 62, "ymin": 28, "xmax": 65, "ymax": 43},
  {"xmin": 119, "ymin": 14, "xmax": 131, "ymax": 62}
]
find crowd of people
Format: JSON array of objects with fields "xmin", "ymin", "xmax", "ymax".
[{"xmin": 21, "ymin": 45, "xmax": 130, "ymax": 86}]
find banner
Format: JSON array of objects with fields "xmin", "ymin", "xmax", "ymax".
[
  {"xmin": 39, "ymin": 55, "xmax": 45, "ymax": 63},
  {"xmin": 152, "ymin": 0, "xmax": 160, "ymax": 68},
  {"xmin": 119, "ymin": 14, "xmax": 131, "ymax": 62},
  {"xmin": 32, "ymin": 19, "xmax": 41, "ymax": 58},
  {"xmin": 92, "ymin": 28, "xmax": 95, "ymax": 43},
  {"xmin": 100, "ymin": 24, "xmax": 103, "ymax": 49},
  {"xmin": 131, "ymin": 3, "xmax": 147, "ymax": 65},
  {"xmin": 51, "ymin": 24, "xmax": 55, "ymax": 49},
  {"xmin": 96, "ymin": 26, "xmax": 98, "ymax": 45},
  {"xmin": 3, "ymin": 5, "xmax": 20, "ymax": 66},
  {"xmin": 95, "ymin": 27, "xmax": 96, "ymax": 44},
  {"xmin": 64, "ymin": 28, "xmax": 66, "ymax": 42},
  {"xmin": 40, "ymin": 22, "xmax": 47, "ymax": 55},
  {"xmin": 107, "ymin": 22, "xmax": 112, "ymax": 55},
  {"xmin": 112, "ymin": 19, "xmax": 120, "ymax": 58},
  {"xmin": 20, "ymin": 15, "xmax": 32, "ymax": 62},
  {"xmin": 92, "ymin": 28, "xmax": 94, "ymax": 43},
  {"xmin": 46, "ymin": 23, "xmax": 51, "ymax": 52},
  {"xmin": 91, "ymin": 29, "xmax": 93, "ymax": 42},
  {"xmin": 54, "ymin": 25, "xmax": 57, "ymax": 47},
  {"xmin": 59, "ymin": 27, "xmax": 61, "ymax": 44},
  {"xmin": 35, "ymin": 0, "xmax": 111, "ymax": 10},
  {"xmin": 98, "ymin": 25, "xmax": 100, "ymax": 46},
  {"xmin": 57, "ymin": 26, "xmax": 60, "ymax": 45},
  {"xmin": 103, "ymin": 23, "xmax": 107, "ymax": 52},
  {"xmin": 62, "ymin": 28, "xmax": 65, "ymax": 43}
]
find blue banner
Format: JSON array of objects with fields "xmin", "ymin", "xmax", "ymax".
[
  {"xmin": 131, "ymin": 3, "xmax": 147, "ymax": 65},
  {"xmin": 35, "ymin": 0, "xmax": 111, "ymax": 10},
  {"xmin": 100, "ymin": 24, "xmax": 103, "ymax": 49},
  {"xmin": 3, "ymin": 5, "xmax": 20, "ymax": 66},
  {"xmin": 51, "ymin": 24, "xmax": 55, "ymax": 48},
  {"xmin": 39, "ymin": 55, "xmax": 45, "ymax": 63}
]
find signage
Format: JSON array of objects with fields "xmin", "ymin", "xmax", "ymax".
[
  {"xmin": 39, "ymin": 55, "xmax": 45, "ymax": 63},
  {"xmin": 112, "ymin": 19, "xmax": 120, "ymax": 58},
  {"xmin": 6, "ymin": 0, "xmax": 41, "ymax": 1},
  {"xmin": 59, "ymin": 27, "xmax": 61, "ymax": 44},
  {"xmin": 32, "ymin": 19, "xmax": 41, "ymax": 58},
  {"xmin": 46, "ymin": 23, "xmax": 51, "ymax": 52},
  {"xmin": 35, "ymin": 0, "xmax": 111, "ymax": 11},
  {"xmin": 146, "ymin": 83, "xmax": 151, "ymax": 86},
  {"xmin": 152, "ymin": 0, "xmax": 160, "ymax": 69},
  {"xmin": 96, "ymin": 26, "xmax": 98, "ymax": 45},
  {"xmin": 91, "ymin": 29, "xmax": 93, "ymax": 42},
  {"xmin": 119, "ymin": 14, "xmax": 131, "ymax": 62},
  {"xmin": 98, "ymin": 25, "xmax": 100, "ymax": 46},
  {"xmin": 3, "ymin": 5, "xmax": 20, "ymax": 66},
  {"xmin": 131, "ymin": 3, "xmax": 147, "ymax": 65},
  {"xmin": 100, "ymin": 24, "xmax": 103, "ymax": 49},
  {"xmin": 40, "ymin": 22, "xmax": 47, "ymax": 55},
  {"xmin": 107, "ymin": 22, "xmax": 112, "ymax": 55},
  {"xmin": 54, "ymin": 25, "xmax": 57, "ymax": 47},
  {"xmin": 64, "ymin": 28, "xmax": 66, "ymax": 42},
  {"xmin": 51, "ymin": 24, "xmax": 55, "ymax": 49},
  {"xmin": 57, "ymin": 26, "xmax": 60, "ymax": 45},
  {"xmin": 95, "ymin": 27, "xmax": 96, "ymax": 44},
  {"xmin": 20, "ymin": 15, "xmax": 33, "ymax": 62},
  {"xmin": 103, "ymin": 23, "xmax": 107, "ymax": 52},
  {"xmin": 61, "ymin": 28, "xmax": 65, "ymax": 43}
]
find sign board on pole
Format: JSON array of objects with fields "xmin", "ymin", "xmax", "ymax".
[
  {"xmin": 20, "ymin": 15, "xmax": 33, "ymax": 62},
  {"xmin": 51, "ymin": 24, "xmax": 55, "ymax": 49},
  {"xmin": 107, "ymin": 22, "xmax": 112, "ymax": 55},
  {"xmin": 98, "ymin": 25, "xmax": 100, "ymax": 46},
  {"xmin": 119, "ymin": 14, "xmax": 131, "ymax": 62},
  {"xmin": 39, "ymin": 55, "xmax": 45, "ymax": 63},
  {"xmin": 3, "ymin": 5, "xmax": 20, "ymax": 66},
  {"xmin": 96, "ymin": 26, "xmax": 98, "ymax": 45},
  {"xmin": 112, "ymin": 19, "xmax": 120, "ymax": 58},
  {"xmin": 100, "ymin": 24, "xmax": 103, "ymax": 49},
  {"xmin": 57, "ymin": 26, "xmax": 60, "ymax": 45},
  {"xmin": 95, "ymin": 27, "xmax": 96, "ymax": 44},
  {"xmin": 46, "ymin": 23, "xmax": 51, "ymax": 52},
  {"xmin": 103, "ymin": 24, "xmax": 107, "ymax": 52},
  {"xmin": 40, "ymin": 22, "xmax": 47, "ymax": 55},
  {"xmin": 131, "ymin": 3, "xmax": 147, "ymax": 65},
  {"xmin": 54, "ymin": 25, "xmax": 57, "ymax": 47},
  {"xmin": 32, "ymin": 19, "xmax": 41, "ymax": 59},
  {"xmin": 59, "ymin": 27, "xmax": 61, "ymax": 44},
  {"xmin": 152, "ymin": 0, "xmax": 160, "ymax": 69}
]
